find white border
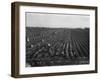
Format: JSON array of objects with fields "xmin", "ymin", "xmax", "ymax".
[{"xmin": 19, "ymin": 6, "xmax": 95, "ymax": 74}]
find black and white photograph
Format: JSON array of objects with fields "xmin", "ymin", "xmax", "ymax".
[
  {"xmin": 11, "ymin": 2, "xmax": 97, "ymax": 78},
  {"xmin": 26, "ymin": 12, "xmax": 90, "ymax": 67}
]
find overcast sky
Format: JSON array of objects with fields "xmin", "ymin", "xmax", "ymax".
[{"xmin": 26, "ymin": 13, "xmax": 90, "ymax": 28}]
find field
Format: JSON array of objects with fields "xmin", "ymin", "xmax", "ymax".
[{"xmin": 26, "ymin": 27, "xmax": 89, "ymax": 67}]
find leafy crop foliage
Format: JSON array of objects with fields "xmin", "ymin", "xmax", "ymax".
[{"xmin": 26, "ymin": 27, "xmax": 89, "ymax": 67}]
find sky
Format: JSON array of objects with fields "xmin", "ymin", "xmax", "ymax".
[{"xmin": 26, "ymin": 12, "xmax": 90, "ymax": 28}]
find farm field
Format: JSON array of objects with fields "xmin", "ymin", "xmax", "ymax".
[{"xmin": 26, "ymin": 27, "xmax": 89, "ymax": 67}]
